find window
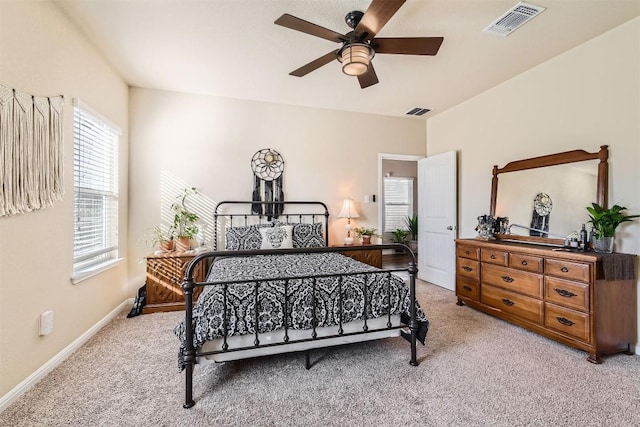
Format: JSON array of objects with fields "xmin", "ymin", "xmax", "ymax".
[
  {"xmin": 383, "ymin": 177, "xmax": 414, "ymax": 232},
  {"xmin": 73, "ymin": 100, "xmax": 120, "ymax": 276}
]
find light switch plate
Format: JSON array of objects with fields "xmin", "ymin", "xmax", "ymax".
[{"xmin": 40, "ymin": 310, "xmax": 54, "ymax": 336}]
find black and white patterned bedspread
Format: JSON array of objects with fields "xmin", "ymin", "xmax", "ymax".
[{"xmin": 174, "ymin": 252, "xmax": 428, "ymax": 369}]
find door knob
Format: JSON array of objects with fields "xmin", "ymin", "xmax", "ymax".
[{"xmin": 446, "ymin": 225, "xmax": 455, "ymax": 230}]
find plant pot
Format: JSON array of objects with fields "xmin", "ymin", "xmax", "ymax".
[
  {"xmin": 408, "ymin": 240, "xmax": 418, "ymax": 253},
  {"xmin": 175, "ymin": 236, "xmax": 192, "ymax": 252},
  {"xmin": 593, "ymin": 237, "xmax": 614, "ymax": 253},
  {"xmin": 159, "ymin": 239, "xmax": 174, "ymax": 253},
  {"xmin": 361, "ymin": 235, "xmax": 372, "ymax": 245}
]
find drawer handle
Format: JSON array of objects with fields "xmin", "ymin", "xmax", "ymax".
[
  {"xmin": 501, "ymin": 275, "xmax": 514, "ymax": 283},
  {"xmin": 521, "ymin": 260, "xmax": 528, "ymax": 266},
  {"xmin": 554, "ymin": 288, "xmax": 577, "ymax": 298},
  {"xmin": 490, "ymin": 254, "xmax": 496, "ymax": 260},
  {"xmin": 501, "ymin": 298, "xmax": 515, "ymax": 307},
  {"xmin": 560, "ymin": 267, "xmax": 569, "ymax": 273},
  {"xmin": 462, "ymin": 266, "xmax": 473, "ymax": 272},
  {"xmin": 463, "ymin": 285, "xmax": 472, "ymax": 292},
  {"xmin": 556, "ymin": 317, "xmax": 575, "ymax": 327},
  {"xmin": 465, "ymin": 250, "xmax": 470, "ymax": 255}
]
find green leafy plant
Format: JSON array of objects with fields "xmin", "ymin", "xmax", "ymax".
[
  {"xmin": 143, "ymin": 225, "xmax": 174, "ymax": 246},
  {"xmin": 391, "ymin": 228, "xmax": 409, "ymax": 244},
  {"xmin": 405, "ymin": 215, "xmax": 418, "ymax": 240},
  {"xmin": 172, "ymin": 187, "xmax": 200, "ymax": 239},
  {"xmin": 354, "ymin": 227, "xmax": 381, "ymax": 239},
  {"xmin": 586, "ymin": 203, "xmax": 639, "ymax": 238}
]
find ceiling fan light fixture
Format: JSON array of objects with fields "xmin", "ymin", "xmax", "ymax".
[{"xmin": 338, "ymin": 43, "xmax": 374, "ymax": 76}]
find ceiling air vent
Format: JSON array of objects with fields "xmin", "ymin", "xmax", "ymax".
[
  {"xmin": 406, "ymin": 107, "xmax": 431, "ymax": 116},
  {"xmin": 483, "ymin": 2, "xmax": 545, "ymax": 36}
]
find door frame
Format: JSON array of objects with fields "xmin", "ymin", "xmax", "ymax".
[{"xmin": 377, "ymin": 153, "xmax": 425, "ymax": 241}]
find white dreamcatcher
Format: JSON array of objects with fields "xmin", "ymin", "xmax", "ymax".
[{"xmin": 251, "ymin": 148, "xmax": 285, "ymax": 218}]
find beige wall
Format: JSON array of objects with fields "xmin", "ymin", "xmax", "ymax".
[
  {"xmin": 0, "ymin": 1, "xmax": 129, "ymax": 396},
  {"xmin": 427, "ymin": 18, "xmax": 640, "ymax": 344},
  {"xmin": 127, "ymin": 88, "xmax": 427, "ymax": 283}
]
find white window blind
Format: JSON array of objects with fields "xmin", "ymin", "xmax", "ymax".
[
  {"xmin": 384, "ymin": 177, "xmax": 414, "ymax": 232},
  {"xmin": 73, "ymin": 101, "xmax": 120, "ymax": 273}
]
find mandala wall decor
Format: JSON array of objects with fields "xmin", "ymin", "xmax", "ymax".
[{"xmin": 250, "ymin": 148, "xmax": 285, "ymax": 218}]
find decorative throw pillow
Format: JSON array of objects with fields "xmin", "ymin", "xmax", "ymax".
[
  {"xmin": 291, "ymin": 222, "xmax": 325, "ymax": 248},
  {"xmin": 260, "ymin": 225, "xmax": 293, "ymax": 249},
  {"xmin": 225, "ymin": 223, "xmax": 273, "ymax": 250}
]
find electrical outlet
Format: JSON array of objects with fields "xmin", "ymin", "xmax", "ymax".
[
  {"xmin": 39, "ymin": 310, "xmax": 54, "ymax": 336},
  {"xmin": 364, "ymin": 195, "xmax": 370, "ymax": 204}
]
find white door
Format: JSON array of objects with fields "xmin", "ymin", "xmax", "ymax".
[{"xmin": 418, "ymin": 151, "xmax": 457, "ymax": 290}]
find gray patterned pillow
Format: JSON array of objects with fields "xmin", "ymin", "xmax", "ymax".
[
  {"xmin": 225, "ymin": 223, "xmax": 273, "ymax": 250},
  {"xmin": 276, "ymin": 222, "xmax": 325, "ymax": 248}
]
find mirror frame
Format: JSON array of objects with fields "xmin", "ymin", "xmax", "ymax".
[{"xmin": 490, "ymin": 145, "xmax": 609, "ymax": 246}]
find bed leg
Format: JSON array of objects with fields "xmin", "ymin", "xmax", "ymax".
[
  {"xmin": 304, "ymin": 350, "xmax": 311, "ymax": 370},
  {"xmin": 408, "ymin": 260, "xmax": 419, "ymax": 367},
  {"xmin": 182, "ymin": 277, "xmax": 196, "ymax": 409},
  {"xmin": 183, "ymin": 363, "xmax": 195, "ymax": 409}
]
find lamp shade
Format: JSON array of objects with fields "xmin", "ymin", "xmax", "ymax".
[
  {"xmin": 338, "ymin": 198, "xmax": 360, "ymax": 219},
  {"xmin": 338, "ymin": 43, "xmax": 373, "ymax": 76}
]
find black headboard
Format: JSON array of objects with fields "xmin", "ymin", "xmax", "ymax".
[{"xmin": 213, "ymin": 200, "xmax": 330, "ymax": 250}]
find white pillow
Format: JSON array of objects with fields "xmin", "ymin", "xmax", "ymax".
[{"xmin": 260, "ymin": 225, "xmax": 293, "ymax": 249}]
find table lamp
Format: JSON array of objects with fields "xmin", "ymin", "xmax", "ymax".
[{"xmin": 338, "ymin": 198, "xmax": 360, "ymax": 245}]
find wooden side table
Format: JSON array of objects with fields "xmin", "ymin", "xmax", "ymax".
[
  {"xmin": 332, "ymin": 244, "xmax": 383, "ymax": 268},
  {"xmin": 142, "ymin": 251, "xmax": 207, "ymax": 314}
]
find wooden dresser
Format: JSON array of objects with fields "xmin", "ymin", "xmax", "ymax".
[
  {"xmin": 332, "ymin": 244, "xmax": 383, "ymax": 268},
  {"xmin": 142, "ymin": 252, "xmax": 207, "ymax": 314},
  {"xmin": 455, "ymin": 239, "xmax": 636, "ymax": 363}
]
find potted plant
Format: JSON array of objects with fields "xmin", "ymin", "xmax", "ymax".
[
  {"xmin": 354, "ymin": 227, "xmax": 380, "ymax": 245},
  {"xmin": 391, "ymin": 228, "xmax": 409, "ymax": 253},
  {"xmin": 586, "ymin": 203, "xmax": 639, "ymax": 253},
  {"xmin": 391, "ymin": 228, "xmax": 409, "ymax": 244},
  {"xmin": 172, "ymin": 187, "xmax": 200, "ymax": 252},
  {"xmin": 405, "ymin": 214, "xmax": 418, "ymax": 252},
  {"xmin": 142, "ymin": 225, "xmax": 175, "ymax": 253}
]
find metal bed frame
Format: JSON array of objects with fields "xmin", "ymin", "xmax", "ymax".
[{"xmin": 180, "ymin": 201, "xmax": 420, "ymax": 408}]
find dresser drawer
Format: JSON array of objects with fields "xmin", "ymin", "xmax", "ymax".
[
  {"xmin": 481, "ymin": 264, "xmax": 543, "ymax": 299},
  {"xmin": 457, "ymin": 258, "xmax": 480, "ymax": 281},
  {"xmin": 545, "ymin": 259, "xmax": 591, "ymax": 283},
  {"xmin": 481, "ymin": 248, "xmax": 508, "ymax": 266},
  {"xmin": 545, "ymin": 276, "xmax": 589, "ymax": 313},
  {"xmin": 457, "ymin": 244, "xmax": 480, "ymax": 261},
  {"xmin": 456, "ymin": 278, "xmax": 480, "ymax": 301},
  {"xmin": 509, "ymin": 253, "xmax": 543, "ymax": 273},
  {"xmin": 545, "ymin": 303, "xmax": 590, "ymax": 342},
  {"xmin": 482, "ymin": 285, "xmax": 544, "ymax": 324}
]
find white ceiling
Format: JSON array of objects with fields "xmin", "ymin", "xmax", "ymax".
[{"xmin": 53, "ymin": 0, "xmax": 639, "ymax": 118}]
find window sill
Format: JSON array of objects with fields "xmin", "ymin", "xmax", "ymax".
[{"xmin": 71, "ymin": 258, "xmax": 124, "ymax": 285}]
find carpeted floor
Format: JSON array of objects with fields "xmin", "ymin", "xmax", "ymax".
[{"xmin": 2, "ymin": 281, "xmax": 639, "ymax": 426}]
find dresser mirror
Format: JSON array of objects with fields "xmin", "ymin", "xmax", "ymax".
[{"xmin": 490, "ymin": 145, "xmax": 609, "ymax": 246}]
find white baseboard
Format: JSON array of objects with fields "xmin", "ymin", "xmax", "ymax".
[{"xmin": 0, "ymin": 298, "xmax": 135, "ymax": 413}]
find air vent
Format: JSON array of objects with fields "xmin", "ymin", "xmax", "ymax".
[
  {"xmin": 483, "ymin": 2, "xmax": 545, "ymax": 36},
  {"xmin": 406, "ymin": 107, "xmax": 431, "ymax": 116}
]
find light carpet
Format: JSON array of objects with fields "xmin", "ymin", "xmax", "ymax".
[{"xmin": 1, "ymin": 281, "xmax": 639, "ymax": 426}]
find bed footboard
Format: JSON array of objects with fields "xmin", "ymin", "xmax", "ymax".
[{"xmin": 180, "ymin": 244, "xmax": 421, "ymax": 409}]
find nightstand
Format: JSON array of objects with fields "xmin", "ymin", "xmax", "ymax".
[
  {"xmin": 332, "ymin": 244, "xmax": 383, "ymax": 268},
  {"xmin": 142, "ymin": 251, "xmax": 207, "ymax": 314}
]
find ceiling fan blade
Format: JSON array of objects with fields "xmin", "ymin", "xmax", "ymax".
[
  {"xmin": 355, "ymin": 0, "xmax": 406, "ymax": 40},
  {"xmin": 289, "ymin": 50, "xmax": 338, "ymax": 77},
  {"xmin": 275, "ymin": 14, "xmax": 347, "ymax": 43},
  {"xmin": 371, "ymin": 37, "xmax": 444, "ymax": 55},
  {"xmin": 358, "ymin": 64, "xmax": 379, "ymax": 89}
]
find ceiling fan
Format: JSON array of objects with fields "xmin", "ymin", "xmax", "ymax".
[{"xmin": 274, "ymin": 0, "xmax": 444, "ymax": 89}]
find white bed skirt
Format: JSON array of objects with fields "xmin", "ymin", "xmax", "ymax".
[{"xmin": 198, "ymin": 315, "xmax": 403, "ymax": 364}]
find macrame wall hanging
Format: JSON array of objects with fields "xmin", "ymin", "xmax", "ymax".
[
  {"xmin": 0, "ymin": 84, "xmax": 64, "ymax": 217},
  {"xmin": 251, "ymin": 148, "xmax": 285, "ymax": 219}
]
